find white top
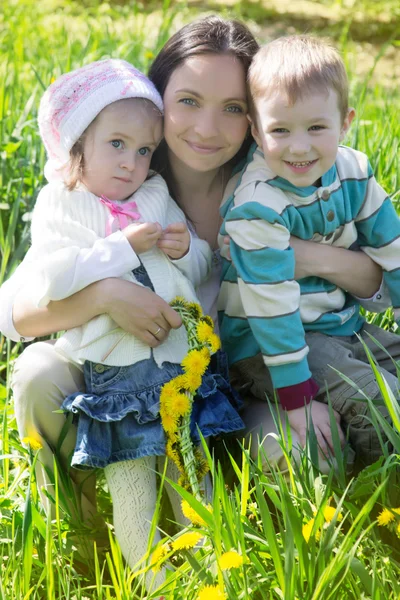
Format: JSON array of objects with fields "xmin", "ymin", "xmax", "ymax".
[
  {"xmin": 0, "ymin": 175, "xmax": 391, "ymax": 345},
  {"xmin": 8, "ymin": 175, "xmax": 212, "ymax": 367}
]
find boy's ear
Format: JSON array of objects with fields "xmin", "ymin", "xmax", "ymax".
[
  {"xmin": 340, "ymin": 107, "xmax": 356, "ymax": 142},
  {"xmin": 248, "ymin": 115, "xmax": 263, "ymax": 148}
]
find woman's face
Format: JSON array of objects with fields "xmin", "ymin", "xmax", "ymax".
[{"xmin": 163, "ymin": 53, "xmax": 249, "ymax": 173}]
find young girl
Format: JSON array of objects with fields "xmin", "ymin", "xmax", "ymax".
[{"xmin": 26, "ymin": 58, "xmax": 244, "ymax": 584}]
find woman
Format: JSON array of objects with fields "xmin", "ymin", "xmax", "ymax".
[{"xmin": 0, "ymin": 16, "xmax": 386, "ymax": 524}]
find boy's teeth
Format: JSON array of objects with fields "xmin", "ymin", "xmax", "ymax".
[{"xmin": 289, "ymin": 161, "xmax": 312, "ymax": 167}]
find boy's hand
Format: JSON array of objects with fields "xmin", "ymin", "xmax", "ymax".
[
  {"xmin": 287, "ymin": 401, "xmax": 345, "ymax": 457},
  {"xmin": 157, "ymin": 222, "xmax": 190, "ymax": 259},
  {"xmin": 122, "ymin": 222, "xmax": 162, "ymax": 254}
]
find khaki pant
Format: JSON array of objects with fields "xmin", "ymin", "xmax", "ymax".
[{"xmin": 231, "ymin": 323, "xmax": 400, "ymax": 467}]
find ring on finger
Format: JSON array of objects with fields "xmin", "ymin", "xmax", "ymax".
[{"xmin": 153, "ymin": 326, "xmax": 162, "ymax": 337}]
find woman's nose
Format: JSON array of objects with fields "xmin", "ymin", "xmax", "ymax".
[{"xmin": 193, "ymin": 109, "xmax": 219, "ymax": 139}]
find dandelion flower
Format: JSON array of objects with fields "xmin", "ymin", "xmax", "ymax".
[
  {"xmin": 173, "ymin": 374, "xmax": 189, "ymax": 392},
  {"xmin": 181, "ymin": 349, "xmax": 209, "ymax": 377},
  {"xmin": 201, "ymin": 315, "xmax": 214, "ymax": 328},
  {"xmin": 145, "ymin": 50, "xmax": 155, "ymax": 60},
  {"xmin": 377, "ymin": 508, "xmax": 396, "ymax": 526},
  {"xmin": 302, "ymin": 518, "xmax": 316, "ymax": 543},
  {"xmin": 196, "ymin": 321, "xmax": 214, "ymax": 344},
  {"xmin": 171, "ymin": 531, "xmax": 204, "ymax": 551},
  {"xmin": 197, "ymin": 584, "xmax": 225, "ymax": 600},
  {"xmin": 150, "ymin": 543, "xmax": 170, "ymax": 572},
  {"xmin": 187, "ymin": 302, "xmax": 203, "ymax": 319},
  {"xmin": 208, "ymin": 333, "xmax": 221, "ymax": 353},
  {"xmin": 173, "ymin": 392, "xmax": 191, "ymax": 417},
  {"xmin": 181, "ymin": 499, "xmax": 211, "ymax": 526},
  {"xmin": 323, "ymin": 506, "xmax": 343, "ymax": 523},
  {"xmin": 183, "ymin": 370, "xmax": 202, "ymax": 393},
  {"xmin": 22, "ymin": 437, "xmax": 43, "ymax": 451},
  {"xmin": 160, "ymin": 409, "xmax": 178, "ymax": 435},
  {"xmin": 396, "ymin": 522, "xmax": 400, "ymax": 539},
  {"xmin": 160, "ymin": 380, "xmax": 180, "ymax": 410},
  {"xmin": 219, "ymin": 550, "xmax": 243, "ymax": 570}
]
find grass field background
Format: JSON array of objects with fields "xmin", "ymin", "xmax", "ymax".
[{"xmin": 1, "ymin": 0, "xmax": 400, "ymax": 598}]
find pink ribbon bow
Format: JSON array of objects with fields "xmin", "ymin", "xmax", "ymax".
[{"xmin": 99, "ymin": 195, "xmax": 141, "ymax": 235}]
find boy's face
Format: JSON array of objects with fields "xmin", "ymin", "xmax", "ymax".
[
  {"xmin": 82, "ymin": 98, "xmax": 162, "ymax": 201},
  {"xmin": 250, "ymin": 88, "xmax": 355, "ymax": 188}
]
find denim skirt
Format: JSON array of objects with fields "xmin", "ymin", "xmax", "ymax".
[{"xmin": 61, "ymin": 350, "xmax": 244, "ymax": 469}]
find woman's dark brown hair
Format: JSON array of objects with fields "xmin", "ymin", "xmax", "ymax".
[{"xmin": 148, "ymin": 15, "xmax": 259, "ymax": 198}]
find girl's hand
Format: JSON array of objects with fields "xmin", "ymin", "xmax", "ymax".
[
  {"xmin": 123, "ymin": 222, "xmax": 162, "ymax": 254},
  {"xmin": 157, "ymin": 222, "xmax": 190, "ymax": 259},
  {"xmin": 287, "ymin": 401, "xmax": 345, "ymax": 457}
]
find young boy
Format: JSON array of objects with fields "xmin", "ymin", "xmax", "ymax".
[{"xmin": 219, "ymin": 35, "xmax": 400, "ymax": 467}]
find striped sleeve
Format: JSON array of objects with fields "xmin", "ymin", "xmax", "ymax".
[
  {"xmin": 224, "ymin": 193, "xmax": 312, "ymax": 390},
  {"xmin": 355, "ymin": 163, "xmax": 400, "ymax": 308}
]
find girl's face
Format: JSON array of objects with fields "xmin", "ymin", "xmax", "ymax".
[
  {"xmin": 163, "ymin": 53, "xmax": 249, "ymax": 173},
  {"xmin": 81, "ymin": 98, "xmax": 162, "ymax": 201}
]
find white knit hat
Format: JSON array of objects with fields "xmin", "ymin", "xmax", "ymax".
[{"xmin": 38, "ymin": 59, "xmax": 163, "ymax": 182}]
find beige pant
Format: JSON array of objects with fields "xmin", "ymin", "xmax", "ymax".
[{"xmin": 231, "ymin": 323, "xmax": 399, "ymax": 468}]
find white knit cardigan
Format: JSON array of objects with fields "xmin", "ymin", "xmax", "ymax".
[{"xmin": 28, "ymin": 175, "xmax": 212, "ymax": 367}]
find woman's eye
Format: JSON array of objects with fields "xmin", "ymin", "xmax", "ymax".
[
  {"xmin": 310, "ymin": 125, "xmax": 325, "ymax": 131},
  {"xmin": 271, "ymin": 128, "xmax": 288, "ymax": 134},
  {"xmin": 111, "ymin": 140, "xmax": 123, "ymax": 149},
  {"xmin": 225, "ymin": 105, "xmax": 244, "ymax": 114},
  {"xmin": 138, "ymin": 147, "xmax": 150, "ymax": 156},
  {"xmin": 179, "ymin": 98, "xmax": 197, "ymax": 107}
]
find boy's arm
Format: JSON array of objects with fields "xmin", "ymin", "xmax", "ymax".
[
  {"xmin": 28, "ymin": 185, "xmax": 140, "ymax": 307},
  {"xmin": 355, "ymin": 164, "xmax": 400, "ymax": 317},
  {"xmin": 222, "ymin": 193, "xmax": 316, "ymax": 410}
]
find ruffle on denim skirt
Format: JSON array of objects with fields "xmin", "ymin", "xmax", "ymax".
[{"xmin": 62, "ymin": 351, "xmax": 244, "ymax": 469}]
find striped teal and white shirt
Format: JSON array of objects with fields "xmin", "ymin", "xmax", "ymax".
[{"xmin": 219, "ymin": 143, "xmax": 400, "ymax": 406}]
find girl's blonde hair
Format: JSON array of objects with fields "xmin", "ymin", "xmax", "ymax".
[{"xmin": 248, "ymin": 35, "xmax": 349, "ymax": 123}]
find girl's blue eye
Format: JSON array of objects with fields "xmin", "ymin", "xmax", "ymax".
[
  {"xmin": 111, "ymin": 140, "xmax": 123, "ymax": 149},
  {"xmin": 226, "ymin": 105, "xmax": 243, "ymax": 114},
  {"xmin": 138, "ymin": 147, "xmax": 150, "ymax": 156}
]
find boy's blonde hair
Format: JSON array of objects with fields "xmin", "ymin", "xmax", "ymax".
[{"xmin": 248, "ymin": 35, "xmax": 349, "ymax": 123}]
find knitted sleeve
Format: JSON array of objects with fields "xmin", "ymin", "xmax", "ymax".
[
  {"xmin": 164, "ymin": 196, "xmax": 213, "ymax": 288},
  {"xmin": 222, "ymin": 183, "xmax": 314, "ymax": 404},
  {"xmin": 28, "ymin": 184, "xmax": 139, "ymax": 307}
]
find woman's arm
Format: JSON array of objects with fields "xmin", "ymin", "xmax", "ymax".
[
  {"xmin": 290, "ymin": 236, "xmax": 382, "ymax": 299},
  {"xmin": 12, "ymin": 278, "xmax": 182, "ymax": 347}
]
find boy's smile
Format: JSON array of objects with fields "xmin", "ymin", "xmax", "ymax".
[{"xmin": 251, "ymin": 89, "xmax": 354, "ymax": 188}]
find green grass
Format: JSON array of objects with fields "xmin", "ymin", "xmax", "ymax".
[{"xmin": 1, "ymin": 0, "xmax": 400, "ymax": 598}]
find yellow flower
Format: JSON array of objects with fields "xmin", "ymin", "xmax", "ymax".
[
  {"xmin": 396, "ymin": 522, "xmax": 400, "ymax": 539},
  {"xmin": 207, "ymin": 333, "xmax": 221, "ymax": 353},
  {"xmin": 181, "ymin": 499, "xmax": 212, "ymax": 526},
  {"xmin": 377, "ymin": 508, "xmax": 396, "ymax": 526},
  {"xmin": 302, "ymin": 518, "xmax": 317, "ymax": 543},
  {"xmin": 197, "ymin": 585, "xmax": 225, "ymax": 600},
  {"xmin": 196, "ymin": 321, "xmax": 214, "ymax": 344},
  {"xmin": 150, "ymin": 543, "xmax": 170, "ymax": 572},
  {"xmin": 183, "ymin": 370, "xmax": 202, "ymax": 393},
  {"xmin": 145, "ymin": 50, "xmax": 154, "ymax": 60},
  {"xmin": 187, "ymin": 302, "xmax": 203, "ymax": 319},
  {"xmin": 171, "ymin": 531, "xmax": 204, "ymax": 551},
  {"xmin": 181, "ymin": 349, "xmax": 210, "ymax": 377},
  {"xmin": 218, "ymin": 550, "xmax": 243, "ymax": 570},
  {"xmin": 173, "ymin": 392, "xmax": 191, "ymax": 417},
  {"xmin": 160, "ymin": 380, "xmax": 180, "ymax": 409},
  {"xmin": 201, "ymin": 315, "xmax": 214, "ymax": 328},
  {"xmin": 160, "ymin": 408, "xmax": 179, "ymax": 435},
  {"xmin": 173, "ymin": 374, "xmax": 189, "ymax": 392},
  {"xmin": 22, "ymin": 437, "xmax": 43, "ymax": 451},
  {"xmin": 323, "ymin": 506, "xmax": 343, "ymax": 523},
  {"xmin": 166, "ymin": 440, "xmax": 182, "ymax": 470}
]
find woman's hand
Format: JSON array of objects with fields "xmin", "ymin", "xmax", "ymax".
[
  {"xmin": 290, "ymin": 236, "xmax": 383, "ymax": 298},
  {"xmin": 100, "ymin": 279, "xmax": 182, "ymax": 346}
]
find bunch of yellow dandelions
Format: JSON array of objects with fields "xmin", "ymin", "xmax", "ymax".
[
  {"xmin": 377, "ymin": 505, "xmax": 400, "ymax": 538},
  {"xmin": 159, "ymin": 297, "xmax": 221, "ymax": 499}
]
